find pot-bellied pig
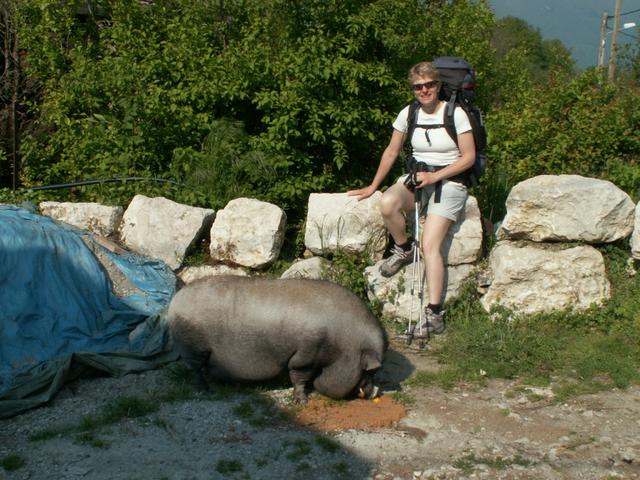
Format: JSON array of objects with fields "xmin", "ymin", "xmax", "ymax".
[{"xmin": 166, "ymin": 276, "xmax": 387, "ymax": 403}]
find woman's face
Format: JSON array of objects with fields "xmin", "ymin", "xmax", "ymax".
[{"xmin": 411, "ymin": 75, "xmax": 440, "ymax": 109}]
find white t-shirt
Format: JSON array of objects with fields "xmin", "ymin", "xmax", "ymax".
[{"xmin": 392, "ymin": 101, "xmax": 472, "ymax": 166}]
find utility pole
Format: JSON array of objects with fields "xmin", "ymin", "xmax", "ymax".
[
  {"xmin": 597, "ymin": 11, "xmax": 609, "ymax": 68},
  {"xmin": 608, "ymin": 0, "xmax": 622, "ymax": 82}
]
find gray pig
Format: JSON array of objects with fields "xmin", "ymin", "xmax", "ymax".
[{"xmin": 166, "ymin": 276, "xmax": 386, "ymax": 403}]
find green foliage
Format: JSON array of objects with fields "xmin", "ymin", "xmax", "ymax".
[
  {"xmin": 486, "ymin": 69, "xmax": 640, "ymax": 201},
  {"xmin": 321, "ymin": 250, "xmax": 372, "ymax": 302},
  {"xmin": 169, "ymin": 118, "xmax": 284, "ymax": 210},
  {"xmin": 492, "ymin": 16, "xmax": 574, "ymax": 80},
  {"xmin": 14, "ymin": 0, "xmax": 496, "ymax": 215}
]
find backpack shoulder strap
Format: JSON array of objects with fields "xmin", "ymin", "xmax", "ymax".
[
  {"xmin": 405, "ymin": 100, "xmax": 421, "ymax": 146},
  {"xmin": 443, "ymin": 92, "xmax": 458, "ymax": 146}
]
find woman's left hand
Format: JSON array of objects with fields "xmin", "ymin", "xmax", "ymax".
[{"xmin": 415, "ymin": 171, "xmax": 439, "ymax": 188}]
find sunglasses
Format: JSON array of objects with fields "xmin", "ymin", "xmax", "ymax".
[{"xmin": 412, "ymin": 80, "xmax": 439, "ymax": 91}]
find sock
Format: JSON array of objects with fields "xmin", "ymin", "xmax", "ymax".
[
  {"xmin": 427, "ymin": 303, "xmax": 442, "ymax": 314},
  {"xmin": 397, "ymin": 238, "xmax": 413, "ymax": 251}
]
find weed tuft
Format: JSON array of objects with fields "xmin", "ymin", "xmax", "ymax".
[
  {"xmin": 315, "ymin": 435, "xmax": 342, "ymax": 453},
  {"xmin": 215, "ymin": 459, "xmax": 243, "ymax": 476},
  {"xmin": 231, "ymin": 394, "xmax": 290, "ymax": 427},
  {"xmin": 1, "ymin": 454, "xmax": 25, "ymax": 471},
  {"xmin": 284, "ymin": 439, "xmax": 312, "ymax": 462},
  {"xmin": 453, "ymin": 452, "xmax": 532, "ymax": 474}
]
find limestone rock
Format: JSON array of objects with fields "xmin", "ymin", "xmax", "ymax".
[
  {"xmin": 631, "ymin": 202, "xmax": 640, "ymax": 260},
  {"xmin": 209, "ymin": 198, "xmax": 286, "ymax": 269},
  {"xmin": 442, "ymin": 195, "xmax": 483, "ymax": 265},
  {"xmin": 499, "ymin": 175, "xmax": 635, "ymax": 243},
  {"xmin": 304, "ymin": 192, "xmax": 386, "ymax": 258},
  {"xmin": 120, "ymin": 195, "xmax": 215, "ymax": 270},
  {"xmin": 178, "ymin": 265, "xmax": 248, "ymax": 284},
  {"xmin": 480, "ymin": 240, "xmax": 611, "ymax": 315},
  {"xmin": 39, "ymin": 201, "xmax": 123, "ymax": 237},
  {"xmin": 280, "ymin": 257, "xmax": 331, "ymax": 280}
]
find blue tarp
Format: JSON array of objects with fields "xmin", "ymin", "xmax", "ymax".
[{"xmin": 0, "ymin": 205, "xmax": 178, "ymax": 418}]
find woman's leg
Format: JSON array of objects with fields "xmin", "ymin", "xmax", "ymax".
[
  {"xmin": 421, "ymin": 214, "xmax": 453, "ymax": 305},
  {"xmin": 379, "ymin": 182, "xmax": 415, "ymax": 245}
]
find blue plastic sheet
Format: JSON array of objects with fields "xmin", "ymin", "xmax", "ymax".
[{"xmin": 0, "ymin": 205, "xmax": 178, "ymax": 417}]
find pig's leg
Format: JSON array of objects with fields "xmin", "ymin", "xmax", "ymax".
[
  {"xmin": 175, "ymin": 341, "xmax": 210, "ymax": 390},
  {"xmin": 289, "ymin": 368, "xmax": 316, "ymax": 404},
  {"xmin": 288, "ymin": 333, "xmax": 325, "ymax": 404}
]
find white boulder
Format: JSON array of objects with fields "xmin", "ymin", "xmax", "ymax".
[
  {"xmin": 120, "ymin": 195, "xmax": 215, "ymax": 270},
  {"xmin": 480, "ymin": 240, "xmax": 611, "ymax": 315},
  {"xmin": 209, "ymin": 198, "xmax": 286, "ymax": 269},
  {"xmin": 40, "ymin": 201, "xmax": 123, "ymax": 237},
  {"xmin": 499, "ymin": 175, "xmax": 635, "ymax": 243}
]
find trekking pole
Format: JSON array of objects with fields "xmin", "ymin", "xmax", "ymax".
[
  {"xmin": 414, "ymin": 184, "xmax": 427, "ymax": 340},
  {"xmin": 405, "ymin": 175, "xmax": 425, "ymax": 345}
]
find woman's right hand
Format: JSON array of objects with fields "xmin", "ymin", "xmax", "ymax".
[{"xmin": 347, "ymin": 185, "xmax": 376, "ymax": 201}]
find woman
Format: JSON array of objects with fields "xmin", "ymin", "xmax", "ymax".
[{"xmin": 347, "ymin": 61, "xmax": 476, "ymax": 336}]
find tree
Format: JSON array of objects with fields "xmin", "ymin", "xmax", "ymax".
[{"xmin": 0, "ymin": 0, "xmax": 19, "ymax": 189}]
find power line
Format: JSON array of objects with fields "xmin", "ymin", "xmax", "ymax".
[
  {"xmin": 619, "ymin": 30, "xmax": 638, "ymax": 40},
  {"xmin": 24, "ymin": 176, "xmax": 180, "ymax": 192},
  {"xmin": 607, "ymin": 7, "xmax": 640, "ymax": 18}
]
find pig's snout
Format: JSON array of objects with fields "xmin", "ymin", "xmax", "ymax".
[
  {"xmin": 358, "ymin": 384, "xmax": 380, "ymax": 399},
  {"xmin": 356, "ymin": 372, "xmax": 380, "ymax": 399}
]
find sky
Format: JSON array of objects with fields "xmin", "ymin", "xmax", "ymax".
[{"xmin": 489, "ymin": 0, "xmax": 640, "ymax": 68}]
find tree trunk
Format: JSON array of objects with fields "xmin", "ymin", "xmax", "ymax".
[{"xmin": 0, "ymin": 0, "xmax": 19, "ymax": 189}]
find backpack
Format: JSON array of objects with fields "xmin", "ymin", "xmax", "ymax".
[{"xmin": 405, "ymin": 56, "xmax": 487, "ymax": 188}]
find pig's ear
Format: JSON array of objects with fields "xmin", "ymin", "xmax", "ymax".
[{"xmin": 361, "ymin": 350, "xmax": 382, "ymax": 372}]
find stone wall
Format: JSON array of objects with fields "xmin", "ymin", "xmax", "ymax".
[{"xmin": 36, "ymin": 174, "xmax": 639, "ymax": 320}]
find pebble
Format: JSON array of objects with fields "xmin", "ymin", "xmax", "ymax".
[{"xmin": 621, "ymin": 449, "xmax": 636, "ymax": 463}]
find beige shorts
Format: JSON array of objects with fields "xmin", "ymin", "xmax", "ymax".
[{"xmin": 397, "ymin": 175, "xmax": 468, "ymax": 222}]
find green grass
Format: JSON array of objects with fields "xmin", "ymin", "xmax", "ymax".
[
  {"xmin": 1, "ymin": 454, "xmax": 25, "ymax": 471},
  {"xmin": 332, "ymin": 461, "xmax": 351, "ymax": 478},
  {"xmin": 453, "ymin": 452, "xmax": 532, "ymax": 474},
  {"xmin": 231, "ymin": 394, "xmax": 291, "ymax": 428},
  {"xmin": 315, "ymin": 435, "xmax": 342, "ymax": 453},
  {"xmin": 29, "ymin": 395, "xmax": 159, "ymax": 443},
  {"xmin": 404, "ymin": 245, "xmax": 640, "ymax": 399},
  {"xmin": 284, "ymin": 439, "xmax": 312, "ymax": 462},
  {"xmin": 215, "ymin": 459, "xmax": 243, "ymax": 476},
  {"xmin": 389, "ymin": 390, "xmax": 415, "ymax": 405}
]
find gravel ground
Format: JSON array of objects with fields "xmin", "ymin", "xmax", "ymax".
[{"xmin": 1, "ymin": 341, "xmax": 640, "ymax": 480}]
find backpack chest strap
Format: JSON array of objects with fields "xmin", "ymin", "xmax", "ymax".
[{"xmin": 413, "ymin": 123, "xmax": 446, "ymax": 146}]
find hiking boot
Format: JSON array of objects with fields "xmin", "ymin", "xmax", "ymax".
[
  {"xmin": 380, "ymin": 243, "xmax": 413, "ymax": 277},
  {"xmin": 412, "ymin": 307, "xmax": 445, "ymax": 338}
]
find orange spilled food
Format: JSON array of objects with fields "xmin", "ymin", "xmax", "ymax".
[{"xmin": 295, "ymin": 395, "xmax": 407, "ymax": 432}]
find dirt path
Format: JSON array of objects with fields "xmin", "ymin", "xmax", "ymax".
[{"xmin": 1, "ymin": 339, "xmax": 639, "ymax": 480}]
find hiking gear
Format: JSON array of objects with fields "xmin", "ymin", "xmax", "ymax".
[
  {"xmin": 427, "ymin": 303, "xmax": 442, "ymax": 314},
  {"xmin": 380, "ymin": 243, "xmax": 413, "ymax": 277},
  {"xmin": 402, "ymin": 159, "xmax": 429, "ymax": 192},
  {"xmin": 405, "ymin": 56, "xmax": 487, "ymax": 193},
  {"xmin": 403, "ymin": 182, "xmax": 426, "ymax": 346},
  {"xmin": 412, "ymin": 307, "xmax": 446, "ymax": 339}
]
